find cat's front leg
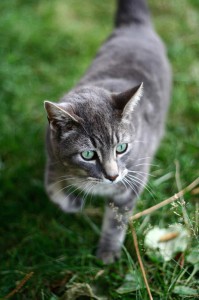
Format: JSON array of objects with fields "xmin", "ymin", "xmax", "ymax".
[
  {"xmin": 45, "ymin": 165, "xmax": 83, "ymax": 213},
  {"xmin": 97, "ymin": 192, "xmax": 135, "ymax": 264},
  {"xmin": 46, "ymin": 181, "xmax": 83, "ymax": 212}
]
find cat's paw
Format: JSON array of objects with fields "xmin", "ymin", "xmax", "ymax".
[
  {"xmin": 49, "ymin": 191, "xmax": 83, "ymax": 213},
  {"xmin": 96, "ymin": 248, "xmax": 121, "ymax": 265},
  {"xmin": 61, "ymin": 195, "xmax": 83, "ymax": 213},
  {"xmin": 46, "ymin": 183, "xmax": 83, "ymax": 213}
]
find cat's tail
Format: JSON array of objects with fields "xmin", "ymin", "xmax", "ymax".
[{"xmin": 115, "ymin": 0, "xmax": 151, "ymax": 27}]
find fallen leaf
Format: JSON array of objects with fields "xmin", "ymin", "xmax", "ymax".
[
  {"xmin": 144, "ymin": 224, "xmax": 190, "ymax": 262},
  {"xmin": 94, "ymin": 270, "xmax": 105, "ymax": 279},
  {"xmin": 61, "ymin": 283, "xmax": 107, "ymax": 300}
]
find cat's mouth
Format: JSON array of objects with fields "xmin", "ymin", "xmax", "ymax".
[{"xmin": 87, "ymin": 169, "xmax": 128, "ymax": 185}]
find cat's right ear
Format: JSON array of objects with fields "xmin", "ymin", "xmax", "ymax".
[
  {"xmin": 44, "ymin": 101, "xmax": 82, "ymax": 131},
  {"xmin": 111, "ymin": 83, "xmax": 143, "ymax": 118}
]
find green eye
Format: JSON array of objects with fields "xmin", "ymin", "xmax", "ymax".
[
  {"xmin": 116, "ymin": 143, "xmax": 128, "ymax": 154},
  {"xmin": 81, "ymin": 150, "xmax": 95, "ymax": 160}
]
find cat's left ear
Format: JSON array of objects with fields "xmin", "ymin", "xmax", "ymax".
[
  {"xmin": 112, "ymin": 83, "xmax": 143, "ymax": 118},
  {"xmin": 44, "ymin": 101, "xmax": 82, "ymax": 131}
]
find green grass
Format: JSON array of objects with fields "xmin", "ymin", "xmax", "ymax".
[{"xmin": 0, "ymin": 0, "xmax": 199, "ymax": 299}]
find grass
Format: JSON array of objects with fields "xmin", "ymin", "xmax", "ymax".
[{"xmin": 0, "ymin": 0, "xmax": 199, "ymax": 299}]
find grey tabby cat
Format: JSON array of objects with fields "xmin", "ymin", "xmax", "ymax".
[{"xmin": 44, "ymin": 0, "xmax": 172, "ymax": 264}]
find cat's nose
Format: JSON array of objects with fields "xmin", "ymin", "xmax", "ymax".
[{"xmin": 105, "ymin": 174, "xmax": 119, "ymax": 182}]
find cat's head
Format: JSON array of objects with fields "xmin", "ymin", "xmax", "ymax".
[{"xmin": 44, "ymin": 84, "xmax": 143, "ymax": 185}]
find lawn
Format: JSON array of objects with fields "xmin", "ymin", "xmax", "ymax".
[{"xmin": 0, "ymin": 0, "xmax": 199, "ymax": 299}]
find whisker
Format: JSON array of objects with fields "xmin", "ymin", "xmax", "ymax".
[
  {"xmin": 131, "ymin": 162, "xmax": 158, "ymax": 168},
  {"xmin": 121, "ymin": 178, "xmax": 128, "ymax": 190},
  {"xmin": 127, "ymin": 173, "xmax": 152, "ymax": 191},
  {"xmin": 63, "ymin": 181, "xmax": 93, "ymax": 208},
  {"xmin": 53, "ymin": 179, "xmax": 87, "ymax": 197},
  {"xmin": 126, "ymin": 174, "xmax": 155, "ymax": 199},
  {"xmin": 87, "ymin": 177, "xmax": 102, "ymax": 183},
  {"xmin": 72, "ymin": 183, "xmax": 90, "ymax": 209},
  {"xmin": 128, "ymin": 170, "xmax": 155, "ymax": 178},
  {"xmin": 48, "ymin": 177, "xmax": 78, "ymax": 187},
  {"xmin": 81, "ymin": 182, "xmax": 94, "ymax": 209},
  {"xmin": 123, "ymin": 177, "xmax": 140, "ymax": 199},
  {"xmin": 64, "ymin": 184, "xmax": 83, "ymax": 199},
  {"xmin": 55, "ymin": 175, "xmax": 76, "ymax": 180},
  {"xmin": 59, "ymin": 180, "xmax": 89, "ymax": 205},
  {"xmin": 88, "ymin": 184, "xmax": 95, "ymax": 205},
  {"xmin": 135, "ymin": 156, "xmax": 152, "ymax": 161}
]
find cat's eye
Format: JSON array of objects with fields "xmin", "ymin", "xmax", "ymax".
[
  {"xmin": 81, "ymin": 150, "xmax": 95, "ymax": 161},
  {"xmin": 116, "ymin": 143, "xmax": 128, "ymax": 154}
]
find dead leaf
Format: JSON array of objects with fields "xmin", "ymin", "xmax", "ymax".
[
  {"xmin": 144, "ymin": 224, "xmax": 190, "ymax": 262},
  {"xmin": 94, "ymin": 270, "xmax": 105, "ymax": 279},
  {"xmin": 61, "ymin": 283, "xmax": 107, "ymax": 300}
]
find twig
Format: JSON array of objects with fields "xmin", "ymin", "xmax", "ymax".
[
  {"xmin": 3, "ymin": 272, "xmax": 34, "ymax": 299},
  {"xmin": 130, "ymin": 223, "xmax": 153, "ymax": 300},
  {"xmin": 130, "ymin": 177, "xmax": 199, "ymax": 221}
]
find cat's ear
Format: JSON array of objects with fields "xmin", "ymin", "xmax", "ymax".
[
  {"xmin": 44, "ymin": 101, "xmax": 81, "ymax": 131},
  {"xmin": 112, "ymin": 83, "xmax": 143, "ymax": 118}
]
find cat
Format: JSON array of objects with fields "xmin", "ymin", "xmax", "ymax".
[{"xmin": 44, "ymin": 0, "xmax": 172, "ymax": 264}]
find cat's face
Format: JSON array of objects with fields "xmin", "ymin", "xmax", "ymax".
[{"xmin": 45, "ymin": 85, "xmax": 142, "ymax": 186}]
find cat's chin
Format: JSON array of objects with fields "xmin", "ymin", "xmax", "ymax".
[{"xmin": 84, "ymin": 178, "xmax": 127, "ymax": 196}]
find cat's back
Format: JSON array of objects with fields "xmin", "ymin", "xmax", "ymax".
[
  {"xmin": 85, "ymin": 25, "xmax": 169, "ymax": 81},
  {"xmin": 78, "ymin": 0, "xmax": 171, "ymax": 98}
]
